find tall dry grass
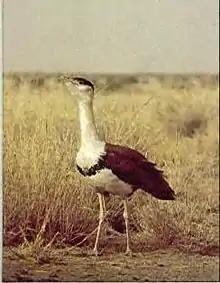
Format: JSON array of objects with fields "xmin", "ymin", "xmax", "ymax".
[{"xmin": 3, "ymin": 75, "xmax": 219, "ymax": 255}]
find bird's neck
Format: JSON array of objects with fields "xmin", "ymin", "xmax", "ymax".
[{"xmin": 78, "ymin": 99, "xmax": 100, "ymax": 146}]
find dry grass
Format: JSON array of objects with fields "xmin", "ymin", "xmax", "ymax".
[{"xmin": 3, "ymin": 74, "xmax": 219, "ymax": 256}]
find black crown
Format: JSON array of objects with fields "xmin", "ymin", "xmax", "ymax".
[{"xmin": 73, "ymin": 77, "xmax": 94, "ymax": 91}]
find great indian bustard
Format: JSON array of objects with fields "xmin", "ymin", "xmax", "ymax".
[{"xmin": 64, "ymin": 76, "xmax": 176, "ymax": 256}]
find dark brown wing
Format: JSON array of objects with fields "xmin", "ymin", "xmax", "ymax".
[{"xmin": 104, "ymin": 143, "xmax": 175, "ymax": 200}]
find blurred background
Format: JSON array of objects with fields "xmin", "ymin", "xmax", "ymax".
[{"xmin": 3, "ymin": 0, "xmax": 219, "ymax": 74}]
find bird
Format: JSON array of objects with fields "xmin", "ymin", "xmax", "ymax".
[{"xmin": 63, "ymin": 76, "xmax": 176, "ymax": 256}]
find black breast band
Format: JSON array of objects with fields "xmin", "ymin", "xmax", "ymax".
[{"xmin": 76, "ymin": 156, "xmax": 106, "ymax": 177}]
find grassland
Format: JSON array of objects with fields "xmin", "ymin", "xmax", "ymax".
[{"xmin": 3, "ymin": 73, "xmax": 219, "ymax": 281}]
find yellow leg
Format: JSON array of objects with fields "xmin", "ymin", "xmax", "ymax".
[
  {"xmin": 93, "ymin": 193, "xmax": 106, "ymax": 256},
  {"xmin": 123, "ymin": 199, "xmax": 132, "ymax": 255}
]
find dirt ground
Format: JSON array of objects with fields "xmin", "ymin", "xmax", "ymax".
[{"xmin": 3, "ymin": 247, "xmax": 219, "ymax": 282}]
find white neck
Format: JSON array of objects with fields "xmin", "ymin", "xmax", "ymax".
[{"xmin": 78, "ymin": 99, "xmax": 100, "ymax": 146}]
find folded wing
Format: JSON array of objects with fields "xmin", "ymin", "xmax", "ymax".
[{"xmin": 104, "ymin": 143, "xmax": 175, "ymax": 200}]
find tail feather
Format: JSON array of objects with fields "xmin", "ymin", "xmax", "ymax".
[
  {"xmin": 141, "ymin": 160, "xmax": 175, "ymax": 200},
  {"xmin": 144, "ymin": 179, "xmax": 176, "ymax": 200}
]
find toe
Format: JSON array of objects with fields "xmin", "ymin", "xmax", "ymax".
[
  {"xmin": 92, "ymin": 248, "xmax": 99, "ymax": 256},
  {"xmin": 125, "ymin": 249, "xmax": 133, "ymax": 257}
]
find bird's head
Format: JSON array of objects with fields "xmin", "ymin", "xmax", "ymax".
[{"xmin": 64, "ymin": 76, "xmax": 95, "ymax": 102}]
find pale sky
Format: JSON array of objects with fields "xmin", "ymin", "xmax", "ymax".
[{"xmin": 3, "ymin": 0, "xmax": 219, "ymax": 73}]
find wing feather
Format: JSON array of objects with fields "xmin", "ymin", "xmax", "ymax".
[{"xmin": 104, "ymin": 143, "xmax": 175, "ymax": 200}]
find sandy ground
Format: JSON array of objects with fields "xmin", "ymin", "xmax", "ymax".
[{"xmin": 3, "ymin": 247, "xmax": 219, "ymax": 282}]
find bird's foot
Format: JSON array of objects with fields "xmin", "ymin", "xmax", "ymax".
[
  {"xmin": 125, "ymin": 248, "xmax": 133, "ymax": 257},
  {"xmin": 92, "ymin": 247, "xmax": 99, "ymax": 257}
]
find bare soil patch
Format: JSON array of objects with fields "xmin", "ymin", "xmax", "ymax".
[{"xmin": 3, "ymin": 247, "xmax": 219, "ymax": 282}]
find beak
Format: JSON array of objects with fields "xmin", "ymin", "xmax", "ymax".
[
  {"xmin": 61, "ymin": 76, "xmax": 77, "ymax": 87},
  {"xmin": 62, "ymin": 75, "xmax": 70, "ymax": 82},
  {"xmin": 58, "ymin": 75, "xmax": 68, "ymax": 84}
]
